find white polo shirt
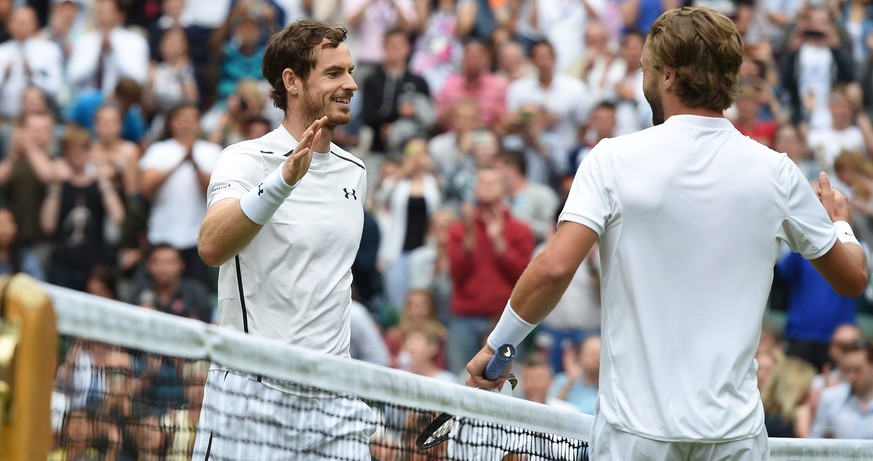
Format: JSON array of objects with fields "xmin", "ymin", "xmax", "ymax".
[
  {"xmin": 207, "ymin": 125, "xmax": 367, "ymax": 357},
  {"xmin": 560, "ymin": 115, "xmax": 837, "ymax": 442}
]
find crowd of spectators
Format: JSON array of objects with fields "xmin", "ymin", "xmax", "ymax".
[{"xmin": 1, "ymin": 0, "xmax": 872, "ymax": 457}]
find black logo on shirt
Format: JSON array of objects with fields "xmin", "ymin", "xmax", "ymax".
[
  {"xmin": 258, "ymin": 183, "xmax": 264, "ymax": 196},
  {"xmin": 343, "ymin": 188, "xmax": 357, "ymax": 200}
]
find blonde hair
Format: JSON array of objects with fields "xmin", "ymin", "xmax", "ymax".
[
  {"xmin": 834, "ymin": 150, "xmax": 873, "ymax": 199},
  {"xmin": 647, "ymin": 7, "xmax": 744, "ymax": 111},
  {"xmin": 760, "ymin": 356, "xmax": 816, "ymax": 424}
]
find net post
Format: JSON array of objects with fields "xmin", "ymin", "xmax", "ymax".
[{"xmin": 0, "ymin": 274, "xmax": 57, "ymax": 461}]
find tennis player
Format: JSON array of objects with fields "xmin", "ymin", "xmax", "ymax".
[
  {"xmin": 192, "ymin": 20, "xmax": 373, "ymax": 459},
  {"xmin": 467, "ymin": 7, "xmax": 868, "ymax": 461}
]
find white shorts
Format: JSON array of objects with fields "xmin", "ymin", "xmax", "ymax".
[
  {"xmin": 590, "ymin": 411, "xmax": 769, "ymax": 461},
  {"xmin": 192, "ymin": 369, "xmax": 375, "ymax": 461}
]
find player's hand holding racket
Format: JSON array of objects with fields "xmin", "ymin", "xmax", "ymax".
[
  {"xmin": 416, "ymin": 344, "xmax": 517, "ymax": 449},
  {"xmin": 466, "ymin": 343, "xmax": 515, "ymax": 390}
]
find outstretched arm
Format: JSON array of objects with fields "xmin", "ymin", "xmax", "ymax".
[{"xmin": 466, "ymin": 221, "xmax": 597, "ymax": 389}]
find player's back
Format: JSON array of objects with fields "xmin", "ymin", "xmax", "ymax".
[{"xmin": 565, "ymin": 114, "xmax": 836, "ymax": 441}]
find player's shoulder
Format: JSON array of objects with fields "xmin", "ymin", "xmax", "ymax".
[
  {"xmin": 220, "ymin": 129, "xmax": 287, "ymax": 160},
  {"xmin": 329, "ymin": 144, "xmax": 366, "ymax": 172}
]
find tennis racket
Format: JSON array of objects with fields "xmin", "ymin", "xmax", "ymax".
[{"xmin": 415, "ymin": 343, "xmax": 517, "ymax": 449}]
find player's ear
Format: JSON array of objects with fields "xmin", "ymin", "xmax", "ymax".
[{"xmin": 282, "ymin": 69, "xmax": 298, "ymax": 95}]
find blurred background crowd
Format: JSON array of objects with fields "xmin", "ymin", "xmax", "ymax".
[{"xmin": 1, "ymin": 0, "xmax": 872, "ymax": 454}]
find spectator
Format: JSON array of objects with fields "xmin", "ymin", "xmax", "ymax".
[
  {"xmin": 619, "ymin": 0, "xmax": 677, "ymax": 35},
  {"xmin": 0, "ymin": 112, "xmax": 61, "ymax": 254},
  {"xmin": 780, "ymin": 4, "xmax": 854, "ymax": 127},
  {"xmin": 549, "ymin": 335, "xmax": 600, "ymax": 414},
  {"xmin": 41, "ymin": 127, "xmax": 125, "ymax": 291},
  {"xmin": 813, "ymin": 323, "xmax": 865, "ymax": 391},
  {"xmin": 139, "ymin": 102, "xmax": 220, "ymax": 288},
  {"xmin": 566, "ymin": 21, "xmax": 623, "ymax": 104},
  {"xmin": 149, "ymin": 0, "xmax": 187, "ymax": 57},
  {"xmin": 40, "ymin": 0, "xmax": 84, "ymax": 67},
  {"xmin": 67, "ymin": 0, "xmax": 150, "ymax": 97},
  {"xmin": 342, "ymin": 0, "xmax": 417, "ymax": 85},
  {"xmin": 840, "ymin": 0, "xmax": 873, "ymax": 71},
  {"xmin": 567, "ymin": 100, "xmax": 618, "ymax": 193},
  {"xmin": 501, "ymin": 103, "xmax": 567, "ymax": 189},
  {"xmin": 532, "ymin": 0, "xmax": 605, "ymax": 73},
  {"xmin": 126, "ymin": 243, "xmax": 214, "ymax": 322},
  {"xmin": 162, "ymin": 360, "xmax": 208, "ymax": 461},
  {"xmin": 410, "ymin": 0, "xmax": 475, "ymax": 94},
  {"xmin": 428, "ymin": 97, "xmax": 483, "ymax": 189},
  {"xmin": 89, "ymin": 104, "xmax": 142, "ymax": 200},
  {"xmin": 776, "ymin": 122, "xmax": 818, "ymax": 182},
  {"xmin": 756, "ymin": 346, "xmax": 782, "ymax": 391},
  {"xmin": 495, "ymin": 40, "xmax": 534, "ymax": 84},
  {"xmin": 48, "ymin": 409, "xmax": 104, "ymax": 461},
  {"xmin": 612, "ymin": 29, "xmax": 651, "ymax": 135},
  {"xmin": 205, "ymin": 78, "xmax": 268, "ymax": 147},
  {"xmin": 361, "ymin": 27, "xmax": 432, "ymax": 186},
  {"xmin": 85, "ymin": 264, "xmax": 119, "ymax": 300},
  {"xmin": 439, "ymin": 128, "xmax": 501, "ymax": 208},
  {"xmin": 396, "ymin": 322, "xmax": 456, "ymax": 383},
  {"xmin": 143, "ymin": 26, "xmax": 199, "ymax": 140},
  {"xmin": 811, "ymin": 338, "xmax": 873, "ymax": 439},
  {"xmin": 731, "ymin": 79, "xmax": 778, "ymax": 148},
  {"xmin": 436, "ymin": 38, "xmax": 509, "ymax": 131},
  {"xmin": 834, "ymin": 150, "xmax": 873, "ymax": 242},
  {"xmin": 807, "ymin": 88, "xmax": 867, "ymax": 188},
  {"xmin": 776, "ymin": 243, "xmax": 859, "ymax": 372},
  {"xmin": 408, "ymin": 208, "xmax": 456, "ymax": 324},
  {"xmin": 506, "ymin": 39, "xmax": 590, "ymax": 151},
  {"xmin": 517, "ymin": 351, "xmax": 578, "ymax": 410},
  {"xmin": 0, "ymin": 206, "xmax": 44, "ymax": 279},
  {"xmin": 212, "ymin": 8, "xmax": 266, "ymax": 104},
  {"xmin": 446, "ymin": 166, "xmax": 535, "ymax": 374},
  {"xmin": 378, "ymin": 137, "xmax": 441, "ymax": 312},
  {"xmin": 760, "ymin": 355, "xmax": 818, "ymax": 438},
  {"xmin": 0, "ymin": 6, "xmax": 64, "ymax": 121},
  {"xmin": 68, "ymin": 77, "xmax": 149, "ymax": 144},
  {"xmin": 384, "ymin": 288, "xmax": 447, "ymax": 368},
  {"xmin": 499, "ymin": 148, "xmax": 560, "ymax": 242}
]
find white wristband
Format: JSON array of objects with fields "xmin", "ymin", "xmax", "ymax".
[
  {"xmin": 835, "ymin": 220, "xmax": 861, "ymax": 247},
  {"xmin": 239, "ymin": 166, "xmax": 296, "ymax": 225},
  {"xmin": 487, "ymin": 302, "xmax": 538, "ymax": 351}
]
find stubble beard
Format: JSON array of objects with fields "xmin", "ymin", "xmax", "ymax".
[
  {"xmin": 645, "ymin": 83, "xmax": 665, "ymax": 126},
  {"xmin": 300, "ymin": 88, "xmax": 351, "ymax": 131}
]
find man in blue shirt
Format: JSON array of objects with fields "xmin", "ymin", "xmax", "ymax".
[{"xmin": 811, "ymin": 339, "xmax": 873, "ymax": 439}]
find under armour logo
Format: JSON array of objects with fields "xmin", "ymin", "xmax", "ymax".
[
  {"xmin": 343, "ymin": 188, "xmax": 357, "ymax": 200},
  {"xmin": 258, "ymin": 183, "xmax": 264, "ymax": 196}
]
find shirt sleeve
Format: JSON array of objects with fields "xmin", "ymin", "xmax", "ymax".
[
  {"xmin": 206, "ymin": 144, "xmax": 266, "ymax": 208},
  {"xmin": 558, "ymin": 138, "xmax": 615, "ymax": 235},
  {"xmin": 777, "ymin": 156, "xmax": 837, "ymax": 260}
]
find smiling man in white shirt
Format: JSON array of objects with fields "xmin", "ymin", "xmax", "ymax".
[{"xmin": 193, "ymin": 20, "xmax": 371, "ymax": 460}]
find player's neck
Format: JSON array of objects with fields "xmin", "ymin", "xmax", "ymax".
[{"xmin": 282, "ymin": 118, "xmax": 333, "ymax": 152}]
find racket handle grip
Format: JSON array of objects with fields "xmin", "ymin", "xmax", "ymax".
[{"xmin": 484, "ymin": 343, "xmax": 517, "ymax": 380}]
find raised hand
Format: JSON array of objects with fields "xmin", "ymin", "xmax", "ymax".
[
  {"xmin": 817, "ymin": 171, "xmax": 852, "ymax": 223},
  {"xmin": 282, "ymin": 116, "xmax": 326, "ymax": 187}
]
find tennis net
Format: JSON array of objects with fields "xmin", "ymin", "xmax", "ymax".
[
  {"xmin": 44, "ymin": 283, "xmax": 873, "ymax": 460},
  {"xmin": 47, "ymin": 284, "xmax": 589, "ymax": 460}
]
